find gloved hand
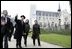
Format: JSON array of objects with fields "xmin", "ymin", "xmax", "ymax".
[
  {"xmin": 9, "ymin": 30, "xmax": 11, "ymax": 33},
  {"xmin": 23, "ymin": 33, "xmax": 26, "ymax": 36}
]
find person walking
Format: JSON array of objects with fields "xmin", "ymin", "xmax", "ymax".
[
  {"xmin": 14, "ymin": 15, "xmax": 25, "ymax": 48},
  {"xmin": 32, "ymin": 20, "xmax": 41, "ymax": 46}
]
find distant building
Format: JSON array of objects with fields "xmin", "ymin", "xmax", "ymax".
[{"xmin": 30, "ymin": 3, "xmax": 71, "ymax": 30}]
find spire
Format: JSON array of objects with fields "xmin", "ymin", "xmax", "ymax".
[{"xmin": 58, "ymin": 2, "xmax": 61, "ymax": 12}]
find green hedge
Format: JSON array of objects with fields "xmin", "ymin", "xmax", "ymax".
[{"xmin": 40, "ymin": 28, "xmax": 71, "ymax": 35}]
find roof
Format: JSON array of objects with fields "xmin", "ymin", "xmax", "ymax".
[{"xmin": 36, "ymin": 10, "xmax": 59, "ymax": 17}]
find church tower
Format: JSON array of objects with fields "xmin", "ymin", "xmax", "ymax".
[
  {"xmin": 58, "ymin": 2, "xmax": 61, "ymax": 29},
  {"xmin": 58, "ymin": 3, "xmax": 61, "ymax": 12},
  {"xmin": 58, "ymin": 2, "xmax": 61, "ymax": 19}
]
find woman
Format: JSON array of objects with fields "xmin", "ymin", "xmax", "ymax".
[
  {"xmin": 32, "ymin": 20, "xmax": 41, "ymax": 46},
  {"xmin": 23, "ymin": 19, "xmax": 30, "ymax": 47}
]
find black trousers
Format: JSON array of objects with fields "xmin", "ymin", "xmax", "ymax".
[
  {"xmin": 2, "ymin": 34, "xmax": 8, "ymax": 48},
  {"xmin": 1, "ymin": 27, "xmax": 8, "ymax": 48},
  {"xmin": 23, "ymin": 35, "xmax": 27, "ymax": 46},
  {"xmin": 16, "ymin": 37, "xmax": 22, "ymax": 47},
  {"xmin": 1, "ymin": 35, "xmax": 3, "ymax": 48},
  {"xmin": 4, "ymin": 35, "xmax": 8, "ymax": 48},
  {"xmin": 33, "ymin": 37, "xmax": 41, "ymax": 46}
]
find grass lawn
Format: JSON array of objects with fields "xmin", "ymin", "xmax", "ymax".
[
  {"xmin": 29, "ymin": 29, "xmax": 71, "ymax": 48},
  {"xmin": 40, "ymin": 33, "xmax": 71, "ymax": 48}
]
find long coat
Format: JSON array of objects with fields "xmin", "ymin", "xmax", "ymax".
[
  {"xmin": 32, "ymin": 24, "xmax": 40, "ymax": 39},
  {"xmin": 14, "ymin": 16, "xmax": 25, "ymax": 39}
]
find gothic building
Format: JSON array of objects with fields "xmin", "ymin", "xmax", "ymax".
[{"xmin": 30, "ymin": 3, "xmax": 71, "ymax": 30}]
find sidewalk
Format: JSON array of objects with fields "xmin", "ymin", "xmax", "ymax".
[{"xmin": 5, "ymin": 36, "xmax": 63, "ymax": 48}]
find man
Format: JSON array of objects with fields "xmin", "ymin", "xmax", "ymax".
[
  {"xmin": 1, "ymin": 16, "xmax": 6, "ymax": 48},
  {"xmin": 7, "ymin": 18, "xmax": 14, "ymax": 41},
  {"xmin": 14, "ymin": 15, "xmax": 25, "ymax": 48},
  {"xmin": 1, "ymin": 10, "xmax": 14, "ymax": 48},
  {"xmin": 23, "ymin": 19, "xmax": 30, "ymax": 47},
  {"xmin": 32, "ymin": 20, "xmax": 41, "ymax": 46}
]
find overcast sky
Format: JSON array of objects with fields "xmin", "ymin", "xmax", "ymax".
[{"xmin": 1, "ymin": 1, "xmax": 70, "ymax": 19}]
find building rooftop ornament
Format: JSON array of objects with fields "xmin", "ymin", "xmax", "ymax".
[{"xmin": 58, "ymin": 2, "xmax": 61, "ymax": 12}]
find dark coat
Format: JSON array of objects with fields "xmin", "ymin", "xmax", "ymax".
[
  {"xmin": 32, "ymin": 24, "xmax": 40, "ymax": 39},
  {"xmin": 8, "ymin": 21, "xmax": 14, "ymax": 40},
  {"xmin": 24, "ymin": 23, "xmax": 30, "ymax": 36},
  {"xmin": 1, "ymin": 24, "xmax": 7, "ymax": 37},
  {"xmin": 6, "ymin": 18, "xmax": 14, "ymax": 38},
  {"xmin": 14, "ymin": 16, "xmax": 25, "ymax": 39},
  {"xmin": 1, "ymin": 17, "xmax": 14, "ymax": 38}
]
